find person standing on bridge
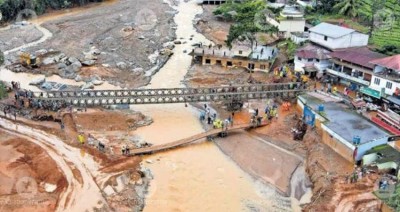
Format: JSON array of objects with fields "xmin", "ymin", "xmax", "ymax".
[
  {"xmin": 207, "ymin": 116, "xmax": 212, "ymax": 125},
  {"xmin": 200, "ymin": 111, "xmax": 205, "ymax": 121},
  {"xmin": 228, "ymin": 115, "xmax": 233, "ymax": 127},
  {"xmin": 224, "ymin": 119, "xmax": 230, "ymax": 131}
]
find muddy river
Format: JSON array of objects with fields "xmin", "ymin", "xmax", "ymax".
[
  {"xmin": 133, "ymin": 1, "xmax": 300, "ymax": 211},
  {"xmin": 0, "ymin": 0, "xmax": 310, "ymax": 211}
]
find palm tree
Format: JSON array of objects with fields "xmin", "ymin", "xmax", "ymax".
[{"xmin": 333, "ymin": 0, "xmax": 363, "ymax": 17}]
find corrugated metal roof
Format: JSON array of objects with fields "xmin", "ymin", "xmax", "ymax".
[
  {"xmin": 309, "ymin": 22, "xmax": 355, "ymax": 38},
  {"xmin": 370, "ymin": 55, "xmax": 400, "ymax": 71},
  {"xmin": 330, "ymin": 47, "xmax": 386, "ymax": 69}
]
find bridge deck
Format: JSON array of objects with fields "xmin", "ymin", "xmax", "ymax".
[{"xmin": 129, "ymin": 123, "xmax": 265, "ymax": 155}]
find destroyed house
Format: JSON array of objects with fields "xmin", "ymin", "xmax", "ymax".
[{"xmin": 191, "ymin": 45, "xmax": 278, "ymax": 71}]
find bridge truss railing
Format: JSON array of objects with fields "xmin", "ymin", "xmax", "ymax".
[
  {"xmin": 32, "ymin": 89, "xmax": 303, "ymax": 106},
  {"xmin": 32, "ymin": 82, "xmax": 302, "ymax": 99}
]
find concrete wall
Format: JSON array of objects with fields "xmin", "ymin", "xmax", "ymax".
[
  {"xmin": 356, "ymin": 137, "xmax": 388, "ymax": 161},
  {"xmin": 370, "ymin": 75, "xmax": 400, "ymax": 96},
  {"xmin": 294, "ymin": 57, "xmax": 331, "ymax": 73},
  {"xmin": 310, "ymin": 32, "xmax": 369, "ymax": 49},
  {"xmin": 290, "ymin": 33, "xmax": 309, "ymax": 44},
  {"xmin": 279, "ymin": 19, "xmax": 305, "ymax": 33},
  {"xmin": 298, "ymin": 96, "xmax": 387, "ymax": 162},
  {"xmin": 321, "ymin": 124, "xmax": 356, "ymax": 162},
  {"xmin": 201, "ymin": 56, "xmax": 270, "ymax": 71}
]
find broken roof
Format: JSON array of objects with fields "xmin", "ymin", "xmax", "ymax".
[
  {"xmin": 192, "ymin": 45, "xmax": 277, "ymax": 61},
  {"xmin": 370, "ymin": 55, "xmax": 400, "ymax": 71},
  {"xmin": 309, "ymin": 22, "xmax": 355, "ymax": 38},
  {"xmin": 296, "ymin": 44, "xmax": 331, "ymax": 59},
  {"xmin": 330, "ymin": 47, "xmax": 386, "ymax": 69}
]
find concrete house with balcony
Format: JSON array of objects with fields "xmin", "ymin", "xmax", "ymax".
[
  {"xmin": 191, "ymin": 44, "xmax": 278, "ymax": 71},
  {"xmin": 266, "ymin": 5, "xmax": 306, "ymax": 38},
  {"xmin": 294, "ymin": 43, "xmax": 331, "ymax": 75},
  {"xmin": 326, "ymin": 47, "xmax": 386, "ymax": 90},
  {"xmin": 369, "ymin": 55, "xmax": 400, "ymax": 96},
  {"xmin": 309, "ymin": 23, "xmax": 369, "ymax": 50}
]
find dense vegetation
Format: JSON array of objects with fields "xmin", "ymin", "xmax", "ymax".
[
  {"xmin": 0, "ymin": 50, "xmax": 3, "ymax": 65},
  {"xmin": 0, "ymin": 81, "xmax": 7, "ymax": 99},
  {"xmin": 213, "ymin": 0, "xmax": 277, "ymax": 46},
  {"xmin": 0, "ymin": 0, "xmax": 103, "ymax": 22},
  {"xmin": 386, "ymin": 183, "xmax": 400, "ymax": 211}
]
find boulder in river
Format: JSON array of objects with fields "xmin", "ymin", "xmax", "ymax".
[
  {"xmin": 162, "ymin": 42, "xmax": 175, "ymax": 50},
  {"xmin": 160, "ymin": 48, "xmax": 173, "ymax": 56},
  {"xmin": 35, "ymin": 49, "xmax": 48, "ymax": 56},
  {"xmin": 117, "ymin": 62, "xmax": 127, "ymax": 69},
  {"xmin": 29, "ymin": 76, "xmax": 45, "ymax": 85},
  {"xmin": 59, "ymin": 67, "xmax": 77, "ymax": 79},
  {"xmin": 92, "ymin": 79, "xmax": 104, "ymax": 86},
  {"xmin": 42, "ymin": 57, "xmax": 55, "ymax": 65},
  {"xmin": 57, "ymin": 63, "xmax": 67, "ymax": 69},
  {"xmin": 82, "ymin": 60, "xmax": 96, "ymax": 66},
  {"xmin": 81, "ymin": 82, "xmax": 94, "ymax": 90},
  {"xmin": 132, "ymin": 68, "xmax": 144, "ymax": 73}
]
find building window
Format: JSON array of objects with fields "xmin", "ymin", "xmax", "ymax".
[
  {"xmin": 297, "ymin": 57, "xmax": 301, "ymax": 61},
  {"xmin": 386, "ymin": 81, "xmax": 393, "ymax": 89},
  {"xmin": 374, "ymin": 78, "xmax": 381, "ymax": 85},
  {"xmin": 316, "ymin": 59, "xmax": 320, "ymax": 62},
  {"xmin": 205, "ymin": 59, "xmax": 211, "ymax": 64},
  {"xmin": 216, "ymin": 60, "xmax": 222, "ymax": 65},
  {"xmin": 307, "ymin": 58, "xmax": 313, "ymax": 62},
  {"xmin": 227, "ymin": 61, "xmax": 233, "ymax": 66},
  {"xmin": 324, "ymin": 36, "xmax": 328, "ymax": 41},
  {"xmin": 260, "ymin": 65, "xmax": 266, "ymax": 69},
  {"xmin": 239, "ymin": 50, "xmax": 243, "ymax": 54}
]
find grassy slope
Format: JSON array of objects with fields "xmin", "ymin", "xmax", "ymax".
[{"xmin": 370, "ymin": 0, "xmax": 400, "ymax": 47}]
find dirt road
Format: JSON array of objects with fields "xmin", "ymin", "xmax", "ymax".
[
  {"xmin": 0, "ymin": 118, "xmax": 108, "ymax": 211},
  {"xmin": 3, "ymin": 23, "xmax": 52, "ymax": 56}
]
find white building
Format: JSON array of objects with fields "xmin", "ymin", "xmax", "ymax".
[
  {"xmin": 266, "ymin": 5, "xmax": 306, "ymax": 38},
  {"xmin": 369, "ymin": 55, "xmax": 400, "ymax": 96},
  {"xmin": 294, "ymin": 44, "xmax": 331, "ymax": 74},
  {"xmin": 326, "ymin": 47, "xmax": 386, "ymax": 90},
  {"xmin": 309, "ymin": 23, "xmax": 369, "ymax": 50}
]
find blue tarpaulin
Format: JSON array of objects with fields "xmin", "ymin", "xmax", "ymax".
[{"xmin": 304, "ymin": 105, "xmax": 315, "ymax": 127}]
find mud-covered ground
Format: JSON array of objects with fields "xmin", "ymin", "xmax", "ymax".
[
  {"xmin": 184, "ymin": 64, "xmax": 292, "ymax": 87},
  {"xmin": 0, "ymin": 25, "xmax": 43, "ymax": 51},
  {"xmin": 0, "ymin": 131, "xmax": 66, "ymax": 212},
  {"xmin": 1, "ymin": 0, "xmax": 177, "ymax": 88},
  {"xmin": 194, "ymin": 5, "xmax": 231, "ymax": 45}
]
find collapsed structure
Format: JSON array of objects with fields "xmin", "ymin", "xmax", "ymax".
[{"xmin": 191, "ymin": 44, "xmax": 278, "ymax": 72}]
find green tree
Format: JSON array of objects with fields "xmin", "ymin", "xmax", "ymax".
[
  {"xmin": 314, "ymin": 0, "xmax": 339, "ymax": 14},
  {"xmin": 215, "ymin": 0, "xmax": 274, "ymax": 46},
  {"xmin": 0, "ymin": 50, "xmax": 4, "ymax": 65},
  {"xmin": 333, "ymin": 0, "xmax": 363, "ymax": 17},
  {"xmin": 0, "ymin": 81, "xmax": 7, "ymax": 99}
]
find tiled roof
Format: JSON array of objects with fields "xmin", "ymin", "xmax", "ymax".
[
  {"xmin": 330, "ymin": 47, "xmax": 386, "ymax": 69},
  {"xmin": 370, "ymin": 55, "xmax": 400, "ymax": 71}
]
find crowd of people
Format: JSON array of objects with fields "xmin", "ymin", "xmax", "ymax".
[{"xmin": 199, "ymin": 104, "xmax": 234, "ymax": 130}]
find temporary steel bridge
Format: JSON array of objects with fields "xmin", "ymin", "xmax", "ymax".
[
  {"xmin": 31, "ymin": 82, "xmax": 304, "ymax": 106},
  {"xmin": 129, "ymin": 122, "xmax": 267, "ymax": 155}
]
